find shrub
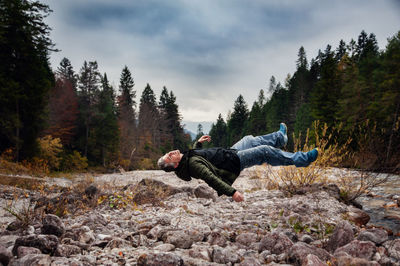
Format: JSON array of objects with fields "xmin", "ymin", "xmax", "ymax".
[
  {"xmin": 60, "ymin": 151, "xmax": 88, "ymax": 171},
  {"xmin": 267, "ymin": 121, "xmax": 352, "ymax": 194},
  {"xmin": 37, "ymin": 135, "xmax": 63, "ymax": 170}
]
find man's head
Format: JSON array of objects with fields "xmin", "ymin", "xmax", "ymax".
[{"xmin": 157, "ymin": 150, "xmax": 182, "ymax": 172}]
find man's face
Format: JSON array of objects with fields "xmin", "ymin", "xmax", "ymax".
[{"xmin": 163, "ymin": 150, "xmax": 181, "ymax": 167}]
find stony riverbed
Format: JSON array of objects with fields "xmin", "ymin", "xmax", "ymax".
[{"xmin": 0, "ymin": 168, "xmax": 400, "ymax": 265}]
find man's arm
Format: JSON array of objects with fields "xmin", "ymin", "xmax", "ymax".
[
  {"xmin": 190, "ymin": 158, "xmax": 236, "ymax": 197},
  {"xmin": 193, "ymin": 135, "xmax": 211, "ymax": 149}
]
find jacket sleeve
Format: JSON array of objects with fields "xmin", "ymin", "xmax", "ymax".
[
  {"xmin": 189, "ymin": 158, "xmax": 236, "ymax": 196},
  {"xmin": 193, "ymin": 140, "xmax": 202, "ymax": 149}
]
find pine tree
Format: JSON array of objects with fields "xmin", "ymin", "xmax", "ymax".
[
  {"xmin": 0, "ymin": 0, "xmax": 55, "ymax": 160},
  {"xmin": 209, "ymin": 114, "xmax": 228, "ymax": 148},
  {"xmin": 76, "ymin": 61, "xmax": 101, "ymax": 158},
  {"xmin": 90, "ymin": 73, "xmax": 119, "ymax": 166},
  {"xmin": 117, "ymin": 66, "xmax": 136, "ymax": 167},
  {"xmin": 158, "ymin": 87, "xmax": 189, "ymax": 151},
  {"xmin": 57, "ymin": 57, "xmax": 77, "ymax": 89},
  {"xmin": 138, "ymin": 83, "xmax": 160, "ymax": 157},
  {"xmin": 227, "ymin": 95, "xmax": 249, "ymax": 145},
  {"xmin": 310, "ymin": 45, "xmax": 340, "ymax": 126}
]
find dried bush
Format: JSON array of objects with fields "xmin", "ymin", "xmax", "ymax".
[{"xmin": 267, "ymin": 121, "xmax": 351, "ymax": 194}]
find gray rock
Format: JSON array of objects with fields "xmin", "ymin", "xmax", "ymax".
[
  {"xmin": 12, "ymin": 234, "xmax": 58, "ymax": 255},
  {"xmin": 357, "ymin": 228, "xmax": 388, "ymax": 245},
  {"xmin": 154, "ymin": 243, "xmax": 175, "ymax": 252},
  {"xmin": 194, "ymin": 184, "xmax": 217, "ymax": 201},
  {"xmin": 105, "ymin": 237, "xmax": 131, "ymax": 249},
  {"xmin": 131, "ymin": 234, "xmax": 151, "ymax": 248},
  {"xmin": 384, "ymin": 239, "xmax": 400, "ymax": 261},
  {"xmin": 207, "ymin": 231, "xmax": 227, "ymax": 247},
  {"xmin": 237, "ymin": 256, "xmax": 262, "ymax": 266},
  {"xmin": 51, "ymin": 257, "xmax": 83, "ymax": 266},
  {"xmin": 41, "ymin": 214, "xmax": 65, "ymax": 237},
  {"xmin": 17, "ymin": 246, "xmax": 41, "ymax": 258},
  {"xmin": 162, "ymin": 231, "xmax": 193, "ymax": 249},
  {"xmin": 326, "ymin": 221, "xmax": 354, "ymax": 252},
  {"xmin": 212, "ymin": 246, "xmax": 240, "ymax": 264},
  {"xmin": 0, "ymin": 244, "xmax": 12, "ymax": 266},
  {"xmin": 54, "ymin": 244, "xmax": 81, "ymax": 257},
  {"xmin": 335, "ymin": 253, "xmax": 380, "ymax": 266},
  {"xmin": 185, "ymin": 225, "xmax": 210, "ymax": 243},
  {"xmin": 259, "ymin": 232, "xmax": 293, "ymax": 255},
  {"xmin": 147, "ymin": 225, "xmax": 168, "ymax": 240},
  {"xmin": 302, "ymin": 254, "xmax": 328, "ymax": 266},
  {"xmin": 0, "ymin": 235, "xmax": 19, "ymax": 248},
  {"xmin": 288, "ymin": 242, "xmax": 331, "ymax": 265},
  {"xmin": 334, "ymin": 240, "xmax": 376, "ymax": 260},
  {"xmin": 347, "ymin": 206, "xmax": 370, "ymax": 226},
  {"xmin": 137, "ymin": 252, "xmax": 183, "ymax": 266},
  {"xmin": 236, "ymin": 232, "xmax": 258, "ymax": 246},
  {"xmin": 188, "ymin": 244, "xmax": 211, "ymax": 261},
  {"xmin": 9, "ymin": 254, "xmax": 51, "ymax": 266},
  {"xmin": 299, "ymin": 234, "xmax": 314, "ymax": 244}
]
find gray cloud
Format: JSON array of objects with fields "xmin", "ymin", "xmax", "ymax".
[{"xmin": 43, "ymin": 0, "xmax": 400, "ymax": 123}]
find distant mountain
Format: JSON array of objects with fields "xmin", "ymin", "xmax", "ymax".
[
  {"xmin": 182, "ymin": 121, "xmax": 213, "ymax": 135},
  {"xmin": 183, "ymin": 128, "xmax": 197, "ymax": 141}
]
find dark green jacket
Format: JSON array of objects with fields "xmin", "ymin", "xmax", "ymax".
[{"xmin": 174, "ymin": 141, "xmax": 239, "ymax": 196}]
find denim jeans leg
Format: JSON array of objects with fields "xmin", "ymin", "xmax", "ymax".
[
  {"xmin": 231, "ymin": 131, "xmax": 285, "ymax": 151},
  {"xmin": 237, "ymin": 145, "xmax": 310, "ymax": 171},
  {"xmin": 255, "ymin": 131, "xmax": 286, "ymax": 148}
]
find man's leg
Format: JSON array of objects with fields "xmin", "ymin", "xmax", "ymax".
[
  {"xmin": 237, "ymin": 145, "xmax": 318, "ymax": 171},
  {"xmin": 231, "ymin": 123, "xmax": 288, "ymax": 151}
]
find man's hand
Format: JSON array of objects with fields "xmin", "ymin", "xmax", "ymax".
[
  {"xmin": 232, "ymin": 191, "xmax": 244, "ymax": 202},
  {"xmin": 198, "ymin": 135, "xmax": 211, "ymax": 143}
]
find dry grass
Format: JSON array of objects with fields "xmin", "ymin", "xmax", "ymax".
[{"xmin": 254, "ymin": 121, "xmax": 389, "ymax": 202}]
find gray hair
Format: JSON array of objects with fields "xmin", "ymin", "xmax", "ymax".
[{"xmin": 157, "ymin": 156, "xmax": 176, "ymax": 172}]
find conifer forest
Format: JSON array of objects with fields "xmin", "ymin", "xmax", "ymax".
[{"xmin": 1, "ymin": 1, "xmax": 399, "ymax": 173}]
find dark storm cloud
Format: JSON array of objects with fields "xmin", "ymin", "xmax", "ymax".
[{"xmin": 43, "ymin": 0, "xmax": 400, "ymax": 123}]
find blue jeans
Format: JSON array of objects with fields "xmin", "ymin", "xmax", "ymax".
[{"xmin": 231, "ymin": 131, "xmax": 311, "ymax": 171}]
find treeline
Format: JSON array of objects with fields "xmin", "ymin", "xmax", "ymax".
[
  {"xmin": 0, "ymin": 1, "xmax": 190, "ymax": 171},
  {"xmin": 205, "ymin": 30, "xmax": 400, "ymax": 172}
]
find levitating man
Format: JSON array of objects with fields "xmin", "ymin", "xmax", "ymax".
[{"xmin": 158, "ymin": 123, "xmax": 318, "ymax": 202}]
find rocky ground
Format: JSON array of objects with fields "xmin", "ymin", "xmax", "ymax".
[{"xmin": 0, "ymin": 168, "xmax": 400, "ymax": 265}]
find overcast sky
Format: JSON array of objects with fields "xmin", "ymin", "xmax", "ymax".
[{"xmin": 43, "ymin": 0, "xmax": 400, "ymax": 129}]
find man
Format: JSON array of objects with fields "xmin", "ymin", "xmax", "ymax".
[{"xmin": 157, "ymin": 123, "xmax": 318, "ymax": 202}]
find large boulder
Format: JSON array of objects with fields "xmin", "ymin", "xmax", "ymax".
[
  {"xmin": 288, "ymin": 242, "xmax": 331, "ymax": 265},
  {"xmin": 383, "ymin": 239, "xmax": 400, "ymax": 261},
  {"xmin": 259, "ymin": 232, "xmax": 293, "ymax": 255},
  {"xmin": 207, "ymin": 231, "xmax": 228, "ymax": 247},
  {"xmin": 357, "ymin": 228, "xmax": 388, "ymax": 245},
  {"xmin": 0, "ymin": 244, "xmax": 12, "ymax": 266},
  {"xmin": 212, "ymin": 246, "xmax": 241, "ymax": 264},
  {"xmin": 137, "ymin": 252, "xmax": 183, "ymax": 266},
  {"xmin": 236, "ymin": 232, "xmax": 259, "ymax": 247},
  {"xmin": 41, "ymin": 214, "xmax": 65, "ymax": 237},
  {"xmin": 194, "ymin": 184, "xmax": 217, "ymax": 201},
  {"xmin": 162, "ymin": 231, "xmax": 193, "ymax": 249},
  {"xmin": 54, "ymin": 244, "xmax": 81, "ymax": 257},
  {"xmin": 16, "ymin": 246, "xmax": 41, "ymax": 258},
  {"xmin": 326, "ymin": 221, "xmax": 354, "ymax": 252},
  {"xmin": 12, "ymin": 234, "xmax": 58, "ymax": 255},
  {"xmin": 9, "ymin": 254, "xmax": 51, "ymax": 266},
  {"xmin": 347, "ymin": 206, "xmax": 370, "ymax": 226},
  {"xmin": 335, "ymin": 253, "xmax": 380, "ymax": 266},
  {"xmin": 302, "ymin": 254, "xmax": 328, "ymax": 266},
  {"xmin": 334, "ymin": 240, "xmax": 376, "ymax": 260}
]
